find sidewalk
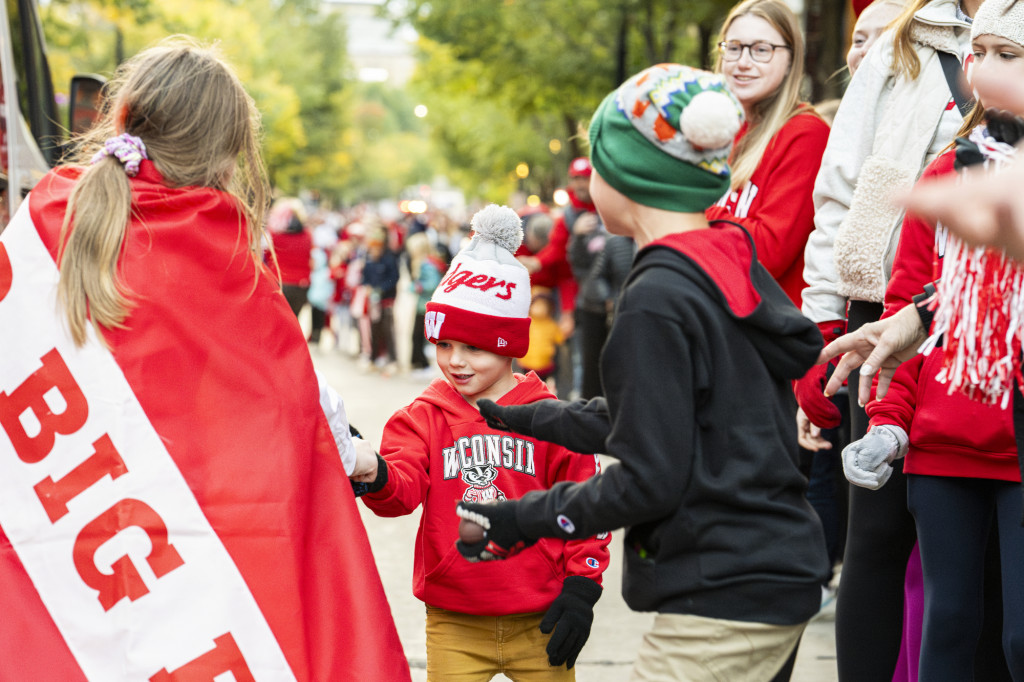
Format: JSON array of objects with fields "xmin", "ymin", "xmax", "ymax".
[{"xmin": 312, "ymin": 345, "xmax": 838, "ymax": 680}]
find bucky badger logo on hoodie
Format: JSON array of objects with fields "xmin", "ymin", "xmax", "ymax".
[{"xmin": 461, "ymin": 463, "xmax": 507, "ymax": 503}]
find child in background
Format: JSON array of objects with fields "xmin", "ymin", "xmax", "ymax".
[
  {"xmin": 306, "ymin": 225, "xmax": 336, "ymax": 347},
  {"xmin": 361, "ymin": 227, "xmax": 400, "ymax": 373},
  {"xmin": 352, "ymin": 205, "xmax": 610, "ymax": 680},
  {"xmin": 405, "ymin": 231, "xmax": 446, "ymax": 374},
  {"xmin": 516, "ymin": 287, "xmax": 564, "ymax": 392}
]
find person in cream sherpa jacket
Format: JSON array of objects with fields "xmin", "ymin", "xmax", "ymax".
[{"xmin": 802, "ymin": 0, "xmax": 970, "ymax": 330}]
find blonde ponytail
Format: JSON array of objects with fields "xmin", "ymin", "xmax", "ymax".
[
  {"xmin": 55, "ymin": 36, "xmax": 270, "ymax": 347},
  {"xmin": 56, "ymin": 157, "xmax": 134, "ymax": 346}
]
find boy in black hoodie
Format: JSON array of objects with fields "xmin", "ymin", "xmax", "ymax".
[{"xmin": 455, "ymin": 63, "xmax": 830, "ymax": 680}]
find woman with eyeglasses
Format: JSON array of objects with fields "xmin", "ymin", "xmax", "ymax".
[
  {"xmin": 796, "ymin": 1, "xmax": 1008, "ymax": 681},
  {"xmin": 705, "ymin": 0, "xmax": 830, "ymax": 313}
]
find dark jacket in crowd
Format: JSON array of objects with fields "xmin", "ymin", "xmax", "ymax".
[{"xmin": 362, "ymin": 249, "xmax": 400, "ymax": 300}]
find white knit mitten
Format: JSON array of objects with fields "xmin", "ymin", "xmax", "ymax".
[{"xmin": 841, "ymin": 424, "xmax": 909, "ymax": 490}]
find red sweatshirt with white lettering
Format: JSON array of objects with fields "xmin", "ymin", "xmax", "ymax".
[
  {"xmin": 705, "ymin": 109, "xmax": 830, "ymax": 308},
  {"xmin": 362, "ymin": 372, "xmax": 609, "ymax": 616}
]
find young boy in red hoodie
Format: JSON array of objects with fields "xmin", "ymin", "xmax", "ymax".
[{"xmin": 353, "ymin": 204, "xmax": 609, "ymax": 680}]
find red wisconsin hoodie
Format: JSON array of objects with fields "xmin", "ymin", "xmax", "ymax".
[
  {"xmin": 362, "ymin": 372, "xmax": 610, "ymax": 616},
  {"xmin": 868, "ymin": 151, "xmax": 1018, "ymax": 481}
]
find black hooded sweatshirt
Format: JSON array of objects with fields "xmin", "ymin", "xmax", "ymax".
[{"xmin": 515, "ymin": 221, "xmax": 830, "ymax": 626}]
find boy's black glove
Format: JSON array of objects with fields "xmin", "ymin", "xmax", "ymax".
[
  {"xmin": 455, "ymin": 500, "xmax": 536, "ymax": 561},
  {"xmin": 350, "ymin": 453, "xmax": 388, "ymax": 498},
  {"xmin": 477, "ymin": 399, "xmax": 538, "ymax": 435},
  {"xmin": 540, "ymin": 576, "xmax": 602, "ymax": 669}
]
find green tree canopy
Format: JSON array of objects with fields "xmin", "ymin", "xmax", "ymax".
[
  {"xmin": 40, "ymin": 0, "xmax": 394, "ymax": 204},
  {"xmin": 389, "ymin": 0, "xmax": 736, "ymax": 201}
]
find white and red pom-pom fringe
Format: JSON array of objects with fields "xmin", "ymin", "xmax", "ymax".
[
  {"xmin": 919, "ymin": 125, "xmax": 1023, "ymax": 408},
  {"xmin": 922, "ymin": 238, "xmax": 1024, "ymax": 408}
]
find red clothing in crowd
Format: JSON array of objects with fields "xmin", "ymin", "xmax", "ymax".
[
  {"xmin": 271, "ymin": 230, "xmax": 313, "ymax": 286},
  {"xmin": 706, "ymin": 110, "xmax": 830, "ymax": 308},
  {"xmin": 529, "ymin": 191, "xmax": 596, "ymax": 314}
]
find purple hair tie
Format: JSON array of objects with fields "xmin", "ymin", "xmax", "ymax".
[{"xmin": 91, "ymin": 133, "xmax": 148, "ymax": 177}]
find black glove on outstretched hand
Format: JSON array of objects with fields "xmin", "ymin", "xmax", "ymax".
[
  {"xmin": 477, "ymin": 399, "xmax": 540, "ymax": 435},
  {"xmin": 455, "ymin": 500, "xmax": 536, "ymax": 561},
  {"xmin": 540, "ymin": 576, "xmax": 602, "ymax": 669}
]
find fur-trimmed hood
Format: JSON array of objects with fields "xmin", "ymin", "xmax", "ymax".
[{"xmin": 910, "ymin": 0, "xmax": 967, "ymax": 55}]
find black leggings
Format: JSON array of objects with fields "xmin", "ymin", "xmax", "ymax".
[
  {"xmin": 835, "ymin": 302, "xmax": 919, "ymax": 680},
  {"xmin": 909, "ymin": 474, "xmax": 1024, "ymax": 680}
]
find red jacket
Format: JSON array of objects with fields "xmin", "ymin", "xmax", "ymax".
[
  {"xmin": 531, "ymin": 192, "xmax": 595, "ymax": 314},
  {"xmin": 868, "ymin": 151, "xmax": 1018, "ymax": 481},
  {"xmin": 270, "ymin": 230, "xmax": 312, "ymax": 286},
  {"xmin": 362, "ymin": 372, "xmax": 610, "ymax": 616},
  {"xmin": 706, "ymin": 110, "xmax": 829, "ymax": 308}
]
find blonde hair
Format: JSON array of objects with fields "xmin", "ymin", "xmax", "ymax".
[
  {"xmin": 890, "ymin": 0, "xmax": 931, "ymax": 79},
  {"xmin": 715, "ymin": 0, "xmax": 811, "ymax": 191},
  {"xmin": 57, "ymin": 36, "xmax": 269, "ymax": 346},
  {"xmin": 405, "ymin": 231, "xmax": 437, "ymax": 279}
]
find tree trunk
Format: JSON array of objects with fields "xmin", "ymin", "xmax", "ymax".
[
  {"xmin": 698, "ymin": 22, "xmax": 714, "ymax": 71},
  {"xmin": 615, "ymin": 2, "xmax": 630, "ymax": 87},
  {"xmin": 803, "ymin": 0, "xmax": 849, "ymax": 103}
]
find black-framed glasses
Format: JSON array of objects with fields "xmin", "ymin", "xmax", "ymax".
[{"xmin": 718, "ymin": 40, "xmax": 791, "ymax": 63}]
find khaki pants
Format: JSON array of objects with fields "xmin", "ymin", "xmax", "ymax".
[
  {"xmin": 630, "ymin": 613, "xmax": 806, "ymax": 682},
  {"xmin": 425, "ymin": 605, "xmax": 575, "ymax": 681}
]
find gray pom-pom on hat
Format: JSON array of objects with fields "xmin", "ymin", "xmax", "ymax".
[{"xmin": 470, "ymin": 204, "xmax": 524, "ymax": 253}]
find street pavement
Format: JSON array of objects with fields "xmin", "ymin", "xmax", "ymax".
[{"xmin": 311, "ymin": 341, "xmax": 839, "ymax": 681}]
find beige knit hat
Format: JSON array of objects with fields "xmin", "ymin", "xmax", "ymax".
[{"xmin": 971, "ymin": 0, "xmax": 1024, "ymax": 45}]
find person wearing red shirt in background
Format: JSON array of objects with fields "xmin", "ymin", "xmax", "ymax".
[
  {"xmin": 267, "ymin": 198, "xmax": 313, "ymax": 318},
  {"xmin": 519, "ymin": 158, "xmax": 595, "ymax": 338},
  {"xmin": 518, "ymin": 158, "xmax": 598, "ymax": 399}
]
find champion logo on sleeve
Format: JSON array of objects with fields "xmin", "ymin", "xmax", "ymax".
[{"xmin": 556, "ymin": 514, "xmax": 575, "ymax": 534}]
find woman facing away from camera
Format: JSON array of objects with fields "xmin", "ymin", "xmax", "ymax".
[{"xmin": 0, "ymin": 36, "xmax": 407, "ymax": 681}]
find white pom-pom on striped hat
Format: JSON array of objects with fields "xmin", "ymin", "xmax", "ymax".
[{"xmin": 424, "ymin": 204, "xmax": 532, "ymax": 357}]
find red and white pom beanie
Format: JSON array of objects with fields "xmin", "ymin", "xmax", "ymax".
[{"xmin": 424, "ymin": 204, "xmax": 531, "ymax": 357}]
